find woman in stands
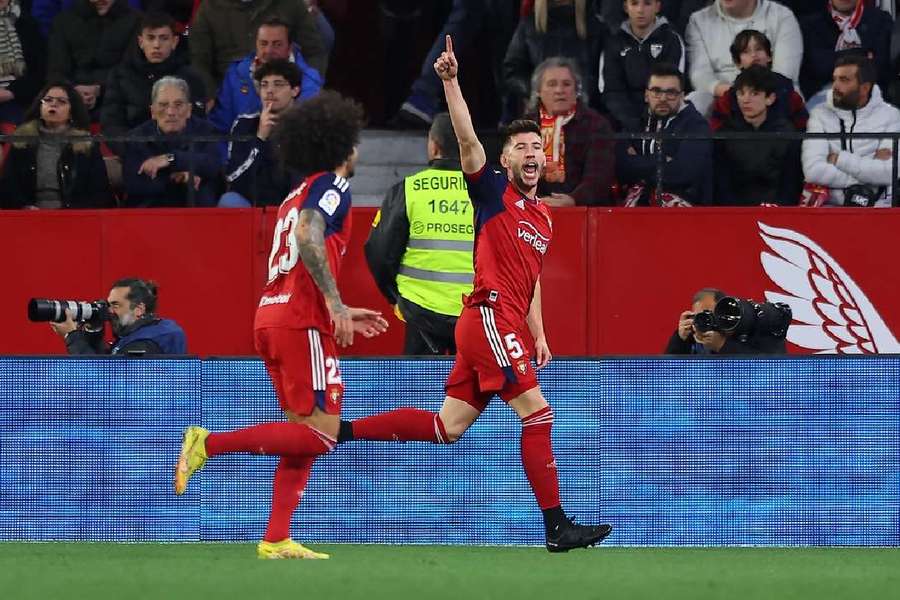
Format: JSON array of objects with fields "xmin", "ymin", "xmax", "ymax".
[{"xmin": 0, "ymin": 80, "xmax": 112, "ymax": 209}]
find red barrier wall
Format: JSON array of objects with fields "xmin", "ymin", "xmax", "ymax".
[{"xmin": 3, "ymin": 208, "xmax": 898, "ymax": 356}]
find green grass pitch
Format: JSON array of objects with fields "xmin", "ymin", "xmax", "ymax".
[{"xmin": 2, "ymin": 544, "xmax": 899, "ymax": 600}]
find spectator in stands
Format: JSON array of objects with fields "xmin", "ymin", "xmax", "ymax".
[
  {"xmin": 387, "ymin": 0, "xmax": 518, "ymax": 128},
  {"xmin": 123, "ymin": 76, "xmax": 222, "ymax": 207},
  {"xmin": 50, "ymin": 277, "xmax": 187, "ymax": 355},
  {"xmin": 46, "ymin": 0, "xmax": 140, "ymax": 114},
  {"xmin": 599, "ymin": 0, "xmax": 693, "ymax": 36},
  {"xmin": 504, "ymin": 0, "xmax": 605, "ymax": 116},
  {"xmin": 0, "ymin": 0, "xmax": 46, "ymax": 125},
  {"xmin": 599, "ymin": 0, "xmax": 686, "ymax": 132},
  {"xmin": 685, "ymin": 0, "xmax": 802, "ymax": 116},
  {"xmin": 710, "ymin": 29, "xmax": 808, "ymax": 131},
  {"xmin": 616, "ymin": 62, "xmax": 712, "ymax": 206},
  {"xmin": 208, "ymin": 15, "xmax": 322, "ymax": 133},
  {"xmin": 664, "ymin": 287, "xmax": 726, "ymax": 354},
  {"xmin": 31, "ymin": 0, "xmax": 141, "ymax": 38},
  {"xmin": 802, "ymin": 54, "xmax": 900, "ymax": 207},
  {"xmin": 102, "ymin": 12, "xmax": 209, "ymax": 155},
  {"xmin": 220, "ymin": 59, "xmax": 300, "ymax": 207},
  {"xmin": 0, "ymin": 80, "xmax": 113, "ymax": 209},
  {"xmin": 189, "ymin": 0, "xmax": 327, "ymax": 97},
  {"xmin": 524, "ymin": 56, "xmax": 615, "ymax": 206},
  {"xmin": 799, "ymin": 0, "xmax": 892, "ymax": 108},
  {"xmin": 714, "ymin": 65, "xmax": 802, "ymax": 205}
]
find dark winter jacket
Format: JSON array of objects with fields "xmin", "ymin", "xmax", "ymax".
[
  {"xmin": 503, "ymin": 5, "xmax": 605, "ymax": 113},
  {"xmin": 123, "ymin": 117, "xmax": 223, "ymax": 207},
  {"xmin": 714, "ymin": 113, "xmax": 801, "ymax": 206},
  {"xmin": 31, "ymin": 0, "xmax": 142, "ymax": 37},
  {"xmin": 0, "ymin": 120, "xmax": 113, "ymax": 209},
  {"xmin": 224, "ymin": 112, "xmax": 298, "ymax": 205},
  {"xmin": 616, "ymin": 101, "xmax": 713, "ymax": 205},
  {"xmin": 190, "ymin": 0, "xmax": 327, "ymax": 95},
  {"xmin": 46, "ymin": 0, "xmax": 140, "ymax": 88},
  {"xmin": 799, "ymin": 4, "xmax": 893, "ymax": 99},
  {"xmin": 710, "ymin": 70, "xmax": 808, "ymax": 132},
  {"xmin": 101, "ymin": 45, "xmax": 208, "ymax": 152},
  {"xmin": 1, "ymin": 9, "xmax": 47, "ymax": 113},
  {"xmin": 524, "ymin": 102, "xmax": 616, "ymax": 205},
  {"xmin": 600, "ymin": 17, "xmax": 685, "ymax": 132}
]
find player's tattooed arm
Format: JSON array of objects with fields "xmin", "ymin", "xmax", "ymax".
[
  {"xmin": 296, "ymin": 208, "xmax": 346, "ymax": 312},
  {"xmin": 296, "ymin": 207, "xmax": 354, "ymax": 345}
]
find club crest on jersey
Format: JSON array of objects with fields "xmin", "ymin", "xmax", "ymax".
[
  {"xmin": 517, "ymin": 360, "xmax": 527, "ymax": 374},
  {"xmin": 330, "ymin": 389, "xmax": 341, "ymax": 404},
  {"xmin": 319, "ymin": 189, "xmax": 341, "ymax": 215},
  {"xmin": 650, "ymin": 44, "xmax": 663, "ymax": 58},
  {"xmin": 517, "ymin": 221, "xmax": 549, "ymax": 255}
]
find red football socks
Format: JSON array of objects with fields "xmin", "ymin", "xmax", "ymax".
[
  {"xmin": 205, "ymin": 422, "xmax": 333, "ymax": 458},
  {"xmin": 520, "ymin": 407, "xmax": 561, "ymax": 510},
  {"xmin": 351, "ymin": 408, "xmax": 449, "ymax": 443},
  {"xmin": 263, "ymin": 455, "xmax": 314, "ymax": 542}
]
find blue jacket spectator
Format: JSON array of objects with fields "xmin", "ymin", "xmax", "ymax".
[
  {"xmin": 616, "ymin": 64, "xmax": 712, "ymax": 206},
  {"xmin": 208, "ymin": 45, "xmax": 321, "ymax": 133},
  {"xmin": 223, "ymin": 114, "xmax": 299, "ymax": 206},
  {"xmin": 31, "ymin": 0, "xmax": 142, "ymax": 37},
  {"xmin": 799, "ymin": 0, "xmax": 893, "ymax": 101}
]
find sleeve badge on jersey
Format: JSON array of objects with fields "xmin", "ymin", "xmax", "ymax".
[{"xmin": 319, "ymin": 189, "xmax": 342, "ymax": 216}]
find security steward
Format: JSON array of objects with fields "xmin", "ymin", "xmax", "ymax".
[{"xmin": 365, "ymin": 113, "xmax": 474, "ymax": 355}]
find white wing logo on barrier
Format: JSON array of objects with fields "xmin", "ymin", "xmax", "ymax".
[{"xmin": 758, "ymin": 221, "xmax": 900, "ymax": 354}]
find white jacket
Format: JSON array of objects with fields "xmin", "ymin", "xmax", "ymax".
[
  {"xmin": 802, "ymin": 85, "xmax": 900, "ymax": 207},
  {"xmin": 686, "ymin": 0, "xmax": 802, "ymax": 96}
]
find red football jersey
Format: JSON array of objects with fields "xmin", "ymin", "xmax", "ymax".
[
  {"xmin": 254, "ymin": 171, "xmax": 352, "ymax": 334},
  {"xmin": 463, "ymin": 165, "xmax": 553, "ymax": 329}
]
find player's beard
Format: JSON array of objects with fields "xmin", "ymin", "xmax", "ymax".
[{"xmin": 511, "ymin": 164, "xmax": 540, "ymax": 195}]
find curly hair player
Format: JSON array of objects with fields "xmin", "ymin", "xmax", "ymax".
[
  {"xmin": 338, "ymin": 36, "xmax": 612, "ymax": 552},
  {"xmin": 173, "ymin": 90, "xmax": 389, "ymax": 560}
]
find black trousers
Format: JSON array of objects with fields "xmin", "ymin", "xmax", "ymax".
[{"xmin": 397, "ymin": 297, "xmax": 459, "ymax": 356}]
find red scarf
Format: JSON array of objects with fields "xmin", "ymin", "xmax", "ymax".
[
  {"xmin": 539, "ymin": 104, "xmax": 575, "ymax": 184},
  {"xmin": 831, "ymin": 0, "xmax": 864, "ymax": 51}
]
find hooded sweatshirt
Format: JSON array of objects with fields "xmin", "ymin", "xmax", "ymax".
[{"xmin": 802, "ymin": 84, "xmax": 900, "ymax": 207}]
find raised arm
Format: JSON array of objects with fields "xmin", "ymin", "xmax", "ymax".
[
  {"xmin": 435, "ymin": 35, "xmax": 486, "ymax": 174},
  {"xmin": 295, "ymin": 208, "xmax": 352, "ymax": 346}
]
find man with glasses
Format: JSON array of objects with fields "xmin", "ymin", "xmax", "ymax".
[
  {"xmin": 123, "ymin": 76, "xmax": 222, "ymax": 207},
  {"xmin": 220, "ymin": 60, "xmax": 302, "ymax": 207},
  {"xmin": 615, "ymin": 62, "xmax": 712, "ymax": 206}
]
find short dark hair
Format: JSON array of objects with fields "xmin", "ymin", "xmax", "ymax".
[
  {"xmin": 501, "ymin": 119, "xmax": 541, "ymax": 150},
  {"xmin": 253, "ymin": 58, "xmax": 301, "ymax": 88},
  {"xmin": 272, "ymin": 90, "xmax": 365, "ymax": 173},
  {"xmin": 111, "ymin": 278, "xmax": 159, "ymax": 314},
  {"xmin": 24, "ymin": 80, "xmax": 91, "ymax": 129},
  {"xmin": 428, "ymin": 113, "xmax": 459, "ymax": 159},
  {"xmin": 257, "ymin": 15, "xmax": 293, "ymax": 43},
  {"xmin": 693, "ymin": 288, "xmax": 726, "ymax": 305},
  {"xmin": 733, "ymin": 65, "xmax": 777, "ymax": 96},
  {"xmin": 730, "ymin": 29, "xmax": 772, "ymax": 65},
  {"xmin": 139, "ymin": 11, "xmax": 177, "ymax": 34},
  {"xmin": 647, "ymin": 63, "xmax": 684, "ymax": 90},
  {"xmin": 835, "ymin": 52, "xmax": 877, "ymax": 86}
]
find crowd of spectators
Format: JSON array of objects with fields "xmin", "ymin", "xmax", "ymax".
[{"xmin": 1, "ymin": 0, "xmax": 899, "ymax": 209}]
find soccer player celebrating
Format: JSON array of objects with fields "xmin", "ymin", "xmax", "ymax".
[
  {"xmin": 173, "ymin": 90, "xmax": 389, "ymax": 560},
  {"xmin": 339, "ymin": 36, "xmax": 612, "ymax": 552}
]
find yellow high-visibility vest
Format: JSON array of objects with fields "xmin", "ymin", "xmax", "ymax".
[{"xmin": 396, "ymin": 168, "xmax": 475, "ymax": 317}]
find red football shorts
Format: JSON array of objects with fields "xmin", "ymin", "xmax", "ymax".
[
  {"xmin": 254, "ymin": 327, "xmax": 344, "ymax": 416},
  {"xmin": 445, "ymin": 305, "xmax": 538, "ymax": 411}
]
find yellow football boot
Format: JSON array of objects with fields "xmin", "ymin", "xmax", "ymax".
[
  {"xmin": 173, "ymin": 426, "xmax": 209, "ymax": 495},
  {"xmin": 257, "ymin": 539, "xmax": 330, "ymax": 560}
]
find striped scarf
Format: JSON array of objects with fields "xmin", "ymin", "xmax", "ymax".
[
  {"xmin": 0, "ymin": 0, "xmax": 25, "ymax": 78},
  {"xmin": 539, "ymin": 104, "xmax": 575, "ymax": 183},
  {"xmin": 831, "ymin": 0, "xmax": 864, "ymax": 51}
]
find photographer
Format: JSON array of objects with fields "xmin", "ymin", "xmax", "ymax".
[
  {"xmin": 665, "ymin": 288, "xmax": 726, "ymax": 354},
  {"xmin": 49, "ymin": 278, "xmax": 187, "ymax": 355}
]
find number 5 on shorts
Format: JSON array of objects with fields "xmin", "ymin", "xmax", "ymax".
[{"xmin": 504, "ymin": 333, "xmax": 524, "ymax": 359}]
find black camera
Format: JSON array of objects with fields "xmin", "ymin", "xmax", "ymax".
[
  {"xmin": 28, "ymin": 298, "xmax": 110, "ymax": 327},
  {"xmin": 692, "ymin": 296, "xmax": 792, "ymax": 354}
]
